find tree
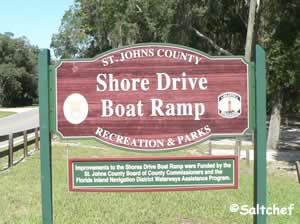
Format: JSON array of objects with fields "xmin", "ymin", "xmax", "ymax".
[
  {"xmin": 51, "ymin": 4, "xmax": 95, "ymax": 58},
  {"xmin": 51, "ymin": 0, "xmax": 177, "ymax": 58},
  {"xmin": 0, "ymin": 33, "xmax": 38, "ymax": 107},
  {"xmin": 245, "ymin": 0, "xmax": 257, "ymax": 61},
  {"xmin": 258, "ymin": 0, "xmax": 300, "ymax": 149},
  {"xmin": 52, "ymin": 0, "xmax": 249, "ymax": 58},
  {"xmin": 0, "ymin": 64, "xmax": 23, "ymax": 106}
]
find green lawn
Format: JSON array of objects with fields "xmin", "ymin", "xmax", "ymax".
[
  {"xmin": 0, "ymin": 140, "xmax": 299, "ymax": 224},
  {"xmin": 0, "ymin": 111, "xmax": 16, "ymax": 119}
]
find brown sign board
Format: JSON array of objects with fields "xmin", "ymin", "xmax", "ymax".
[{"xmin": 55, "ymin": 44, "xmax": 249, "ymax": 151}]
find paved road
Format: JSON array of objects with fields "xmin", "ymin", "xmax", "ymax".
[
  {"xmin": 0, "ymin": 106, "xmax": 38, "ymax": 113},
  {"xmin": 0, "ymin": 108, "xmax": 39, "ymax": 136}
]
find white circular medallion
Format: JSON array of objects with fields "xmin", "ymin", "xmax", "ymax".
[{"xmin": 63, "ymin": 93, "xmax": 88, "ymax": 124}]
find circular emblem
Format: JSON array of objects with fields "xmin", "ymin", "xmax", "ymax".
[
  {"xmin": 218, "ymin": 92, "xmax": 241, "ymax": 118},
  {"xmin": 63, "ymin": 93, "xmax": 88, "ymax": 124}
]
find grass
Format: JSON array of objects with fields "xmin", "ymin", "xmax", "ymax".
[
  {"xmin": 0, "ymin": 111, "xmax": 16, "ymax": 119},
  {"xmin": 0, "ymin": 140, "xmax": 299, "ymax": 224}
]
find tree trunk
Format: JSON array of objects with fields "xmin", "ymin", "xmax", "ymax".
[
  {"xmin": 267, "ymin": 96, "xmax": 282, "ymax": 150},
  {"xmin": 245, "ymin": 0, "xmax": 257, "ymax": 61},
  {"xmin": 244, "ymin": 0, "xmax": 257, "ymax": 149}
]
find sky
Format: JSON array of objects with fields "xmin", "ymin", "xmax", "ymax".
[{"xmin": 0, "ymin": 0, "xmax": 74, "ymax": 51}]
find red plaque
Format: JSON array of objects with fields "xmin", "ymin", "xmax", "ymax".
[{"xmin": 55, "ymin": 44, "xmax": 249, "ymax": 151}]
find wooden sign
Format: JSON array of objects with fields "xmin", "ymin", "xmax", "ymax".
[{"xmin": 55, "ymin": 44, "xmax": 249, "ymax": 151}]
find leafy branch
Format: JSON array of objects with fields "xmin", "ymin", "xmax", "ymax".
[{"xmin": 190, "ymin": 26, "xmax": 232, "ymax": 56}]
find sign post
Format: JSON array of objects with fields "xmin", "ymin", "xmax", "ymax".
[
  {"xmin": 38, "ymin": 49, "xmax": 53, "ymax": 224},
  {"xmin": 254, "ymin": 45, "xmax": 267, "ymax": 224}
]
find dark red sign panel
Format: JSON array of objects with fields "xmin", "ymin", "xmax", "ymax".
[{"xmin": 55, "ymin": 44, "xmax": 249, "ymax": 151}]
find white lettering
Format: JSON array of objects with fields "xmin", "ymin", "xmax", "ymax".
[{"xmin": 156, "ymin": 72, "xmax": 208, "ymax": 91}]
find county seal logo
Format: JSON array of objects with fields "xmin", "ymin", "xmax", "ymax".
[{"xmin": 218, "ymin": 92, "xmax": 242, "ymax": 119}]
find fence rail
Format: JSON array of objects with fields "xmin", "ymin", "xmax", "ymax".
[{"xmin": 0, "ymin": 127, "xmax": 39, "ymax": 168}]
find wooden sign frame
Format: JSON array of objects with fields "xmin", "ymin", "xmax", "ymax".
[{"xmin": 49, "ymin": 43, "xmax": 256, "ymax": 152}]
